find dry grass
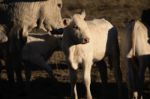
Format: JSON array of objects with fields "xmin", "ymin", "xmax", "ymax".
[{"xmin": 62, "ymin": 0, "xmax": 150, "ymax": 27}]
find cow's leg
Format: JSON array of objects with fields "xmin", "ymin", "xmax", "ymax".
[
  {"xmin": 83, "ymin": 60, "xmax": 92, "ymax": 99},
  {"xmin": 0, "ymin": 63, "xmax": 2, "ymax": 79},
  {"xmin": 15, "ymin": 64, "xmax": 23, "ymax": 84},
  {"xmin": 69, "ymin": 63, "xmax": 78, "ymax": 99},
  {"xmin": 13, "ymin": 50, "xmax": 23, "ymax": 85},
  {"xmin": 29, "ymin": 55, "xmax": 53, "ymax": 79},
  {"xmin": 96, "ymin": 60, "xmax": 108, "ymax": 98},
  {"xmin": 6, "ymin": 57, "xmax": 15, "ymax": 85},
  {"xmin": 127, "ymin": 58, "xmax": 137, "ymax": 99},
  {"xmin": 7, "ymin": 54, "xmax": 23, "ymax": 87},
  {"xmin": 42, "ymin": 63, "xmax": 53, "ymax": 79},
  {"xmin": 137, "ymin": 57, "xmax": 146, "ymax": 99},
  {"xmin": 108, "ymin": 28, "xmax": 123, "ymax": 98},
  {"xmin": 25, "ymin": 68, "xmax": 31, "ymax": 82},
  {"xmin": 7, "ymin": 32, "xmax": 24, "ymax": 85},
  {"xmin": 110, "ymin": 50, "xmax": 122, "ymax": 98},
  {"xmin": 23, "ymin": 62, "xmax": 32, "ymax": 93},
  {"xmin": 96, "ymin": 60, "xmax": 108, "ymax": 85},
  {"xmin": 112, "ymin": 55, "xmax": 122, "ymax": 99},
  {"xmin": 129, "ymin": 57, "xmax": 142, "ymax": 99},
  {"xmin": 43, "ymin": 64, "xmax": 53, "ymax": 79},
  {"xmin": 23, "ymin": 61, "xmax": 32, "ymax": 82}
]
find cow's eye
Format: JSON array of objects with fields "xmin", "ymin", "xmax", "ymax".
[
  {"xmin": 57, "ymin": 3, "xmax": 62, "ymax": 8},
  {"xmin": 73, "ymin": 25, "xmax": 79, "ymax": 29}
]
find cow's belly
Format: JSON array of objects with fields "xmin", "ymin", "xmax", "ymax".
[
  {"xmin": 136, "ymin": 47, "xmax": 150, "ymax": 56},
  {"xmin": 136, "ymin": 41, "xmax": 150, "ymax": 56},
  {"xmin": 93, "ymin": 42, "xmax": 106, "ymax": 61},
  {"xmin": 93, "ymin": 51, "xmax": 105, "ymax": 61},
  {"xmin": 92, "ymin": 39, "xmax": 107, "ymax": 61}
]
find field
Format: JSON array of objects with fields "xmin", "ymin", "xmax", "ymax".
[
  {"xmin": 0, "ymin": 0, "xmax": 150, "ymax": 99},
  {"xmin": 0, "ymin": 64, "xmax": 149, "ymax": 99}
]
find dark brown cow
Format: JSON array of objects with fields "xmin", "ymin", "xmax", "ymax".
[{"xmin": 22, "ymin": 33, "xmax": 62, "ymax": 81}]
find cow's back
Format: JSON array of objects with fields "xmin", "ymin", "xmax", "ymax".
[
  {"xmin": 23, "ymin": 33, "xmax": 61, "ymax": 61},
  {"xmin": 126, "ymin": 20, "xmax": 150, "ymax": 58},
  {"xmin": 86, "ymin": 19, "xmax": 114, "ymax": 60},
  {"xmin": 134, "ymin": 21, "xmax": 150, "ymax": 56}
]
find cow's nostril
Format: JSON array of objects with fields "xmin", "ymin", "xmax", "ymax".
[{"xmin": 83, "ymin": 38, "xmax": 89, "ymax": 44}]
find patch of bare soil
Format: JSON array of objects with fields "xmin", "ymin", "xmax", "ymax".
[{"xmin": 0, "ymin": 64, "xmax": 149, "ymax": 99}]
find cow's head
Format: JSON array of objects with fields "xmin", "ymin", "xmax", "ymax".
[
  {"xmin": 42, "ymin": 0, "xmax": 64, "ymax": 34},
  {"xmin": 64, "ymin": 11, "xmax": 90, "ymax": 44}
]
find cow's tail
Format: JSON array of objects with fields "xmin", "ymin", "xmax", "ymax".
[{"xmin": 128, "ymin": 19, "xmax": 136, "ymax": 57}]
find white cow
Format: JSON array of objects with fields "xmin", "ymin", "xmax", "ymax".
[
  {"xmin": 125, "ymin": 20, "xmax": 150, "ymax": 99},
  {"xmin": 62, "ymin": 11, "xmax": 122, "ymax": 99},
  {"xmin": 22, "ymin": 33, "xmax": 62, "ymax": 81}
]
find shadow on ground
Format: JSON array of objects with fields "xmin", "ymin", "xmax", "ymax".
[{"xmin": 0, "ymin": 77, "xmax": 149, "ymax": 99}]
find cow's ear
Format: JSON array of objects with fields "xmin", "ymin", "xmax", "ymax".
[
  {"xmin": 81, "ymin": 10, "xmax": 86, "ymax": 19},
  {"xmin": 63, "ymin": 18, "xmax": 72, "ymax": 26}
]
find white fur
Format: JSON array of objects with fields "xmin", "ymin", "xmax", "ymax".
[{"xmin": 62, "ymin": 12, "xmax": 119, "ymax": 99}]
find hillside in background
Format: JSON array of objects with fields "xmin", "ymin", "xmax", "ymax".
[{"xmin": 62, "ymin": 0, "xmax": 150, "ymax": 28}]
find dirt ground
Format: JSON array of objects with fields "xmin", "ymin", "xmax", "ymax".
[
  {"xmin": 0, "ymin": 63, "xmax": 149, "ymax": 99},
  {"xmin": 0, "ymin": 0, "xmax": 150, "ymax": 99}
]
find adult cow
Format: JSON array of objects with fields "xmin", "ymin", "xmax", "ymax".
[
  {"xmin": 62, "ymin": 11, "xmax": 122, "ymax": 99},
  {"xmin": 125, "ymin": 20, "xmax": 150, "ymax": 99},
  {"xmin": 0, "ymin": 0, "xmax": 64, "ymax": 83}
]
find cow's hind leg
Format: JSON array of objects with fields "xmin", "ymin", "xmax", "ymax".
[
  {"xmin": 30, "ymin": 55, "xmax": 53, "ymax": 79},
  {"xmin": 96, "ymin": 60, "xmax": 108, "ymax": 85},
  {"xmin": 137, "ymin": 56, "xmax": 147, "ymax": 99},
  {"xmin": 23, "ymin": 61, "xmax": 32, "ymax": 82},
  {"xmin": 15, "ymin": 57, "xmax": 23, "ymax": 85},
  {"xmin": 109, "ymin": 53, "xmax": 123, "ymax": 99},
  {"xmin": 96, "ymin": 60, "xmax": 108, "ymax": 98},
  {"xmin": 127, "ymin": 58, "xmax": 138, "ymax": 99},
  {"xmin": 108, "ymin": 27, "xmax": 123, "ymax": 98},
  {"xmin": 110, "ymin": 47, "xmax": 122, "ymax": 98},
  {"xmin": 6, "ymin": 58, "xmax": 15, "ymax": 85}
]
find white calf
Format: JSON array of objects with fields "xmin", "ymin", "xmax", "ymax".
[{"xmin": 62, "ymin": 11, "xmax": 122, "ymax": 99}]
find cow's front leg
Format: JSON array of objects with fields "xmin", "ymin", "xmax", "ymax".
[
  {"xmin": 83, "ymin": 60, "xmax": 93, "ymax": 99},
  {"xmin": 30, "ymin": 55, "xmax": 53, "ymax": 79},
  {"xmin": 69, "ymin": 62, "xmax": 78, "ymax": 99}
]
